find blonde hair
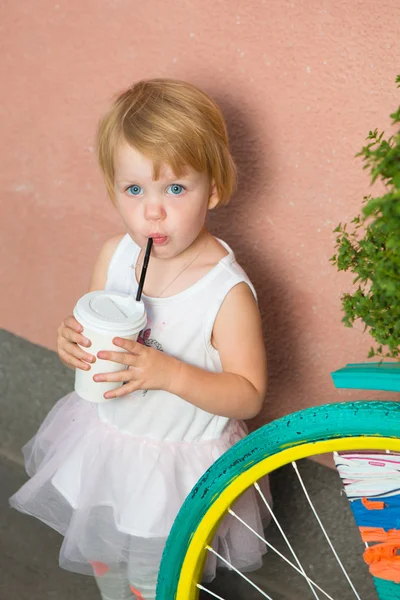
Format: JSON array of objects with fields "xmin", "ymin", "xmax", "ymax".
[{"xmin": 96, "ymin": 78, "xmax": 237, "ymax": 206}]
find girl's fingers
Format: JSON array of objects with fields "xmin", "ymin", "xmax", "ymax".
[
  {"xmin": 63, "ymin": 341, "xmax": 96, "ymax": 364},
  {"xmin": 113, "ymin": 337, "xmax": 141, "ymax": 353},
  {"xmin": 78, "ymin": 334, "xmax": 92, "ymax": 348},
  {"xmin": 94, "ymin": 368, "xmax": 134, "ymax": 383},
  {"xmin": 97, "ymin": 351, "xmax": 133, "ymax": 364},
  {"xmin": 59, "ymin": 350, "xmax": 91, "ymax": 371},
  {"xmin": 62, "ymin": 327, "xmax": 92, "ymax": 348},
  {"xmin": 64, "ymin": 315, "xmax": 84, "ymax": 332},
  {"xmin": 104, "ymin": 381, "xmax": 140, "ymax": 399}
]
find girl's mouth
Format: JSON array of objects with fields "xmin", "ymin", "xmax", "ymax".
[{"xmin": 150, "ymin": 235, "xmax": 168, "ymax": 246}]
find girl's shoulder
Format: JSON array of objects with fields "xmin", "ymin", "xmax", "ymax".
[
  {"xmin": 208, "ymin": 236, "xmax": 230, "ymax": 261},
  {"xmin": 199, "ymin": 237, "xmax": 232, "ymax": 277},
  {"xmin": 103, "ymin": 233, "xmax": 128, "ymax": 256},
  {"xmin": 209, "ymin": 238, "xmax": 252, "ymax": 282},
  {"xmin": 88, "ymin": 233, "xmax": 127, "ymax": 292}
]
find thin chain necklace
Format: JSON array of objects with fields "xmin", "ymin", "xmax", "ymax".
[{"xmin": 134, "ymin": 235, "xmax": 210, "ymax": 298}]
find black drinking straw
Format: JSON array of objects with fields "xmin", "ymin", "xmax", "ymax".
[{"xmin": 136, "ymin": 238, "xmax": 153, "ymax": 301}]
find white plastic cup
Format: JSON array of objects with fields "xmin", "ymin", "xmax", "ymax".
[{"xmin": 73, "ymin": 291, "xmax": 147, "ymax": 403}]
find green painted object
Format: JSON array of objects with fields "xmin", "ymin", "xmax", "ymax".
[
  {"xmin": 331, "ymin": 362, "xmax": 400, "ymax": 392},
  {"xmin": 373, "ymin": 576, "xmax": 400, "ymax": 599},
  {"xmin": 156, "ymin": 401, "xmax": 400, "ymax": 599}
]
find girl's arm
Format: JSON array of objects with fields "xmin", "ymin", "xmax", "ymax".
[{"xmin": 168, "ymin": 282, "xmax": 267, "ymax": 419}]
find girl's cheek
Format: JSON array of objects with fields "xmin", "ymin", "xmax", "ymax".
[{"xmin": 119, "ymin": 201, "xmax": 141, "ymax": 218}]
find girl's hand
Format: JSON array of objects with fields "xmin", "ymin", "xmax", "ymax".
[
  {"xmin": 57, "ymin": 315, "xmax": 96, "ymax": 371},
  {"xmin": 94, "ymin": 338, "xmax": 178, "ymax": 399}
]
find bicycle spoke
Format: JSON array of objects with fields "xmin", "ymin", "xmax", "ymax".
[
  {"xmin": 197, "ymin": 584, "xmax": 226, "ymax": 599},
  {"xmin": 228, "ymin": 507, "xmax": 336, "ymax": 600},
  {"xmin": 205, "ymin": 546, "xmax": 275, "ymax": 599},
  {"xmin": 292, "ymin": 461, "xmax": 362, "ymax": 600},
  {"xmin": 255, "ymin": 481, "xmax": 322, "ymax": 599}
]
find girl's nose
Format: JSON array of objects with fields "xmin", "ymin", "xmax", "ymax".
[{"xmin": 143, "ymin": 198, "xmax": 166, "ymax": 222}]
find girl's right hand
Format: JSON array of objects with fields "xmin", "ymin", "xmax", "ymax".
[{"xmin": 57, "ymin": 316, "xmax": 96, "ymax": 371}]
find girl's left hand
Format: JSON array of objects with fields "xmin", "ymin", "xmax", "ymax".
[{"xmin": 94, "ymin": 338, "xmax": 178, "ymax": 399}]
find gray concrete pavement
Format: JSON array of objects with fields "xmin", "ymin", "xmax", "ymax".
[{"xmin": 0, "ymin": 329, "xmax": 378, "ymax": 599}]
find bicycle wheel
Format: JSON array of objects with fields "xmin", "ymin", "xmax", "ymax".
[{"xmin": 156, "ymin": 400, "xmax": 400, "ymax": 600}]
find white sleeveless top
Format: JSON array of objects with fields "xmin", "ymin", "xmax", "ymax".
[{"xmin": 97, "ymin": 233, "xmax": 256, "ymax": 443}]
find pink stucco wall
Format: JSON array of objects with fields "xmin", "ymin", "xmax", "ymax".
[{"xmin": 1, "ymin": 1, "xmax": 399, "ymax": 423}]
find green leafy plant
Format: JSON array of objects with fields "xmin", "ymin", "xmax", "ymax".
[{"xmin": 331, "ymin": 75, "xmax": 400, "ymax": 360}]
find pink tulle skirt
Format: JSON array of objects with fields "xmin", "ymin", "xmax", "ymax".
[{"xmin": 10, "ymin": 392, "xmax": 270, "ymax": 582}]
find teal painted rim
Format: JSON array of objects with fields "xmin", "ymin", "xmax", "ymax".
[{"xmin": 156, "ymin": 401, "xmax": 400, "ymax": 599}]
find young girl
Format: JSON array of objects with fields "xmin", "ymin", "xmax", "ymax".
[{"xmin": 10, "ymin": 79, "xmax": 270, "ymax": 600}]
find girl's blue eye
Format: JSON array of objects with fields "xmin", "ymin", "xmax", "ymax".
[
  {"xmin": 126, "ymin": 185, "xmax": 143, "ymax": 196},
  {"xmin": 167, "ymin": 184, "xmax": 185, "ymax": 196}
]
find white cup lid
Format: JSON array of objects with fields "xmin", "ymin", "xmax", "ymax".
[{"xmin": 74, "ymin": 291, "xmax": 147, "ymax": 335}]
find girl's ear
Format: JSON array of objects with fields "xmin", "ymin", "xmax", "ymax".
[{"xmin": 208, "ymin": 180, "xmax": 220, "ymax": 210}]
